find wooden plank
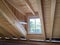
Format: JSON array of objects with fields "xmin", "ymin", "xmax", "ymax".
[
  {"xmin": 36, "ymin": 0, "xmax": 45, "ymax": 40},
  {"xmin": 0, "ymin": 8, "xmax": 26, "ymax": 37},
  {"xmin": 6, "ymin": 0, "xmax": 25, "ymax": 15},
  {"xmin": 25, "ymin": 0, "xmax": 35, "ymax": 15},
  {"xmin": 50, "ymin": 0, "xmax": 56, "ymax": 40},
  {"xmin": 0, "ymin": 26, "xmax": 13, "ymax": 37},
  {"xmin": 0, "ymin": 39, "xmax": 60, "ymax": 44},
  {"xmin": 53, "ymin": 0, "xmax": 60, "ymax": 38},
  {"xmin": 0, "ymin": 0, "xmax": 26, "ymax": 37},
  {"xmin": 0, "ymin": 15, "xmax": 18, "ymax": 37}
]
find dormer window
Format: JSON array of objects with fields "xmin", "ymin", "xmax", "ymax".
[{"xmin": 28, "ymin": 16, "xmax": 42, "ymax": 34}]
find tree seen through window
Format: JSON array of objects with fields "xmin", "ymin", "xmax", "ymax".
[{"xmin": 29, "ymin": 18, "xmax": 42, "ymax": 34}]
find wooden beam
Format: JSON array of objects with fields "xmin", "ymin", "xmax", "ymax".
[
  {"xmin": 36, "ymin": 0, "xmax": 45, "ymax": 40},
  {"xmin": 0, "ymin": 39, "xmax": 60, "ymax": 44},
  {"xmin": 0, "ymin": 26, "xmax": 13, "ymax": 37},
  {"xmin": 0, "ymin": 0, "xmax": 26, "ymax": 37},
  {"xmin": 0, "ymin": 9, "xmax": 26, "ymax": 38},
  {"xmin": 50, "ymin": 0, "xmax": 56, "ymax": 40},
  {"xmin": 0, "ymin": 15, "xmax": 18, "ymax": 37},
  {"xmin": 25, "ymin": 0, "xmax": 35, "ymax": 15},
  {"xmin": 0, "ymin": 22, "xmax": 18, "ymax": 37},
  {"xmin": 5, "ymin": 0, "xmax": 25, "ymax": 15}
]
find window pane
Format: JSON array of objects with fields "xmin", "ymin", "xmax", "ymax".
[
  {"xmin": 36, "ymin": 18, "xmax": 42, "ymax": 34},
  {"xmin": 29, "ymin": 18, "xmax": 42, "ymax": 34},
  {"xmin": 29, "ymin": 19, "xmax": 35, "ymax": 33}
]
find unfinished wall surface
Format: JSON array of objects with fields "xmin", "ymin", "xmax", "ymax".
[
  {"xmin": 53, "ymin": 0, "xmax": 60, "ymax": 38},
  {"xmin": 0, "ymin": 0, "xmax": 60, "ymax": 40},
  {"xmin": 25, "ymin": 0, "xmax": 60, "ymax": 39},
  {"xmin": 4, "ymin": 0, "xmax": 26, "ymax": 21},
  {"xmin": 0, "ymin": 0, "xmax": 26, "ymax": 37},
  {"xmin": 42, "ymin": 0, "xmax": 51, "ymax": 38}
]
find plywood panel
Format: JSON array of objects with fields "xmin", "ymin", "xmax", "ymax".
[
  {"xmin": 6, "ymin": 0, "xmax": 31, "ymax": 14},
  {"xmin": 0, "ymin": 12, "xmax": 20, "ymax": 37},
  {"xmin": 0, "ymin": 0, "xmax": 26, "ymax": 37},
  {"xmin": 0, "ymin": 26, "xmax": 12, "ymax": 37},
  {"xmin": 53, "ymin": 0, "xmax": 60, "ymax": 38},
  {"xmin": 42, "ymin": 0, "xmax": 51, "ymax": 38},
  {"xmin": 4, "ymin": 0, "xmax": 26, "ymax": 21}
]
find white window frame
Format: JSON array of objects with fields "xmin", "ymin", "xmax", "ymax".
[{"xmin": 28, "ymin": 16, "xmax": 42, "ymax": 34}]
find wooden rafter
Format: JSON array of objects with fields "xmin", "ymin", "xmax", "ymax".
[
  {"xmin": 50, "ymin": 0, "xmax": 56, "ymax": 40},
  {"xmin": 5, "ymin": 0, "xmax": 25, "ymax": 15},
  {"xmin": 0, "ymin": 10, "xmax": 18, "ymax": 37},
  {"xmin": 36, "ymin": 0, "xmax": 45, "ymax": 40},
  {"xmin": 0, "ymin": 0, "xmax": 26, "ymax": 37},
  {"xmin": 0, "ymin": 23, "xmax": 18, "ymax": 38},
  {"xmin": 25, "ymin": 0, "xmax": 35, "ymax": 15},
  {"xmin": 0, "ymin": 25, "xmax": 14, "ymax": 37}
]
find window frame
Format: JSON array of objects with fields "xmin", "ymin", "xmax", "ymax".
[{"xmin": 28, "ymin": 16, "xmax": 42, "ymax": 34}]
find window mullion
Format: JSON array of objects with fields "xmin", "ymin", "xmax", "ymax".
[{"xmin": 35, "ymin": 19, "xmax": 36, "ymax": 33}]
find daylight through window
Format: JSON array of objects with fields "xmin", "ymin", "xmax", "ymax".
[{"xmin": 28, "ymin": 17, "xmax": 42, "ymax": 34}]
